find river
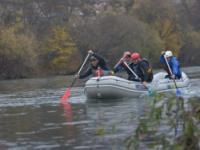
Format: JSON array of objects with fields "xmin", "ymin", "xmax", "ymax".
[{"xmin": 0, "ymin": 66, "xmax": 200, "ymax": 150}]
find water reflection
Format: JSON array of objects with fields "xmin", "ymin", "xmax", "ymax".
[{"xmin": 0, "ymin": 86, "xmax": 144, "ymax": 149}]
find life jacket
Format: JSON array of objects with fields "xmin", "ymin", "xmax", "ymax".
[
  {"xmin": 95, "ymin": 67, "xmax": 104, "ymax": 77},
  {"xmin": 94, "ymin": 67, "xmax": 113, "ymax": 77},
  {"xmin": 138, "ymin": 59, "xmax": 153, "ymax": 82}
]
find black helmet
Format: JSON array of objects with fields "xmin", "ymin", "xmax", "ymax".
[{"xmin": 90, "ymin": 56, "xmax": 98, "ymax": 61}]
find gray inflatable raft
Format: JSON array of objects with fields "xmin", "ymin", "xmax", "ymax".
[{"xmin": 84, "ymin": 72, "xmax": 190, "ymax": 99}]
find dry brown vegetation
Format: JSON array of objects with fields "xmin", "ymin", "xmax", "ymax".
[{"xmin": 0, "ymin": 0, "xmax": 200, "ymax": 79}]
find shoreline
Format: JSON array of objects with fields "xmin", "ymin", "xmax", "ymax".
[{"xmin": 0, "ymin": 66, "xmax": 200, "ymax": 92}]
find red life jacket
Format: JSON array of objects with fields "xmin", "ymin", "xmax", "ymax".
[
  {"xmin": 94, "ymin": 67, "xmax": 114, "ymax": 77},
  {"xmin": 95, "ymin": 67, "xmax": 104, "ymax": 77}
]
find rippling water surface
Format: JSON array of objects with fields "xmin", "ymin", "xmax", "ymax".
[{"xmin": 0, "ymin": 67, "xmax": 200, "ymax": 150}]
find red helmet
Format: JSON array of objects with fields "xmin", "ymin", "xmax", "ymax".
[{"xmin": 131, "ymin": 52, "xmax": 140, "ymax": 60}]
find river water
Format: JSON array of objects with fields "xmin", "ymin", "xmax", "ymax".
[{"xmin": 0, "ymin": 67, "xmax": 200, "ymax": 150}]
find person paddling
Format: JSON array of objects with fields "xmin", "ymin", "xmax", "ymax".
[
  {"xmin": 113, "ymin": 51, "xmax": 132, "ymax": 78},
  {"xmin": 75, "ymin": 50, "xmax": 111, "ymax": 79},
  {"xmin": 160, "ymin": 50, "xmax": 182, "ymax": 79},
  {"xmin": 114, "ymin": 52, "xmax": 153, "ymax": 87},
  {"xmin": 128, "ymin": 53, "xmax": 153, "ymax": 86}
]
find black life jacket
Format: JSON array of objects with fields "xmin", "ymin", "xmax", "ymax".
[{"xmin": 138, "ymin": 59, "xmax": 153, "ymax": 82}]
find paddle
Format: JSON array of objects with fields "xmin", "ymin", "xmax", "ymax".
[
  {"xmin": 123, "ymin": 61, "xmax": 140, "ymax": 80},
  {"xmin": 164, "ymin": 55, "xmax": 181, "ymax": 96},
  {"xmin": 113, "ymin": 52, "xmax": 132, "ymax": 70},
  {"xmin": 123, "ymin": 61, "xmax": 154, "ymax": 96},
  {"xmin": 60, "ymin": 53, "xmax": 91, "ymax": 102},
  {"xmin": 114, "ymin": 56, "xmax": 125, "ymax": 69}
]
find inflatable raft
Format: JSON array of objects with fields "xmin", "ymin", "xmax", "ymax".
[{"xmin": 84, "ymin": 72, "xmax": 190, "ymax": 99}]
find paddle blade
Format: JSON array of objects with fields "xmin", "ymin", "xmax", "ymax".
[
  {"xmin": 176, "ymin": 88, "xmax": 181, "ymax": 97},
  {"xmin": 61, "ymin": 88, "xmax": 71, "ymax": 102}
]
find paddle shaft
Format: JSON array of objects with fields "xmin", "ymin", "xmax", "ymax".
[
  {"xmin": 60, "ymin": 53, "xmax": 91, "ymax": 101},
  {"xmin": 70, "ymin": 53, "xmax": 91, "ymax": 87},
  {"xmin": 70, "ymin": 77, "xmax": 77, "ymax": 87},
  {"xmin": 164, "ymin": 55, "xmax": 179, "ymax": 89},
  {"xmin": 114, "ymin": 56, "xmax": 125, "ymax": 69},
  {"xmin": 123, "ymin": 61, "xmax": 141, "ymax": 80},
  {"xmin": 164, "ymin": 56, "xmax": 182, "ymax": 134},
  {"xmin": 77, "ymin": 53, "xmax": 91, "ymax": 75},
  {"xmin": 123, "ymin": 61, "xmax": 152, "ymax": 94}
]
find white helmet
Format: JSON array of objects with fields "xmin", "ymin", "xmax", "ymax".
[{"xmin": 165, "ymin": 50, "xmax": 173, "ymax": 57}]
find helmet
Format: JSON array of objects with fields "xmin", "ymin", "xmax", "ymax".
[
  {"xmin": 165, "ymin": 50, "xmax": 173, "ymax": 57},
  {"xmin": 131, "ymin": 52, "xmax": 140, "ymax": 60},
  {"xmin": 123, "ymin": 51, "xmax": 131, "ymax": 58},
  {"xmin": 90, "ymin": 56, "xmax": 98, "ymax": 61}
]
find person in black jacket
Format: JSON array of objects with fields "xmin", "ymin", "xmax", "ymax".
[
  {"xmin": 129, "ymin": 53, "xmax": 153, "ymax": 86},
  {"xmin": 76, "ymin": 50, "xmax": 110, "ymax": 79},
  {"xmin": 114, "ymin": 52, "xmax": 153, "ymax": 87}
]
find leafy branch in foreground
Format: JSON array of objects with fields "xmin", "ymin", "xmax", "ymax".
[{"xmin": 125, "ymin": 94, "xmax": 200, "ymax": 150}]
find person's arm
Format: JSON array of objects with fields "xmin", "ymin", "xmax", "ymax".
[
  {"xmin": 113, "ymin": 63, "xmax": 126, "ymax": 73},
  {"xmin": 79, "ymin": 68, "xmax": 92, "ymax": 79},
  {"xmin": 113, "ymin": 65, "xmax": 120, "ymax": 73}
]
